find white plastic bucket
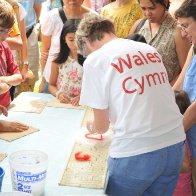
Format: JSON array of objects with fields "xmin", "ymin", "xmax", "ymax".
[
  {"xmin": 9, "ymin": 150, "xmax": 48, "ymax": 196},
  {"xmin": 0, "ymin": 191, "xmax": 32, "ymax": 195},
  {"xmin": 0, "ymin": 167, "xmax": 5, "ymax": 192}
]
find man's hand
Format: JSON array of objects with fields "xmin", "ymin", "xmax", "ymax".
[{"xmin": 0, "ymin": 120, "xmax": 29, "ymax": 132}]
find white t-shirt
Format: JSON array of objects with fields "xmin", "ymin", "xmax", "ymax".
[
  {"xmin": 80, "ymin": 38, "xmax": 185, "ymax": 158},
  {"xmin": 41, "ymin": 8, "xmax": 63, "ymax": 82}
]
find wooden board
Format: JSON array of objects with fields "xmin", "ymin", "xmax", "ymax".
[
  {"xmin": 0, "ymin": 126, "xmax": 39, "ymax": 142},
  {"xmin": 0, "ymin": 153, "xmax": 7, "ymax": 162},
  {"xmin": 47, "ymin": 98, "xmax": 85, "ymax": 110},
  {"xmin": 59, "ymin": 142, "xmax": 109, "ymax": 189}
]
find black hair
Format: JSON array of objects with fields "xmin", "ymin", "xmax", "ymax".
[
  {"xmin": 77, "ymin": 53, "xmax": 86, "ymax": 66},
  {"xmin": 126, "ymin": 34, "xmax": 147, "ymax": 43},
  {"xmin": 138, "ymin": 0, "xmax": 170, "ymax": 10},
  {"xmin": 174, "ymin": 90, "xmax": 191, "ymax": 114},
  {"xmin": 53, "ymin": 19, "xmax": 83, "ymax": 65},
  {"xmin": 175, "ymin": 0, "xmax": 196, "ymax": 21}
]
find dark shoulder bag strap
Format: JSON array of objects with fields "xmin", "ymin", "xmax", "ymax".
[
  {"xmin": 134, "ymin": 18, "xmax": 147, "ymax": 34},
  {"xmin": 58, "ymin": 7, "xmax": 67, "ymax": 23}
]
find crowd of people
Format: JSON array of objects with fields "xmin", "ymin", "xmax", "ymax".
[{"xmin": 0, "ymin": 0, "xmax": 195, "ymax": 195}]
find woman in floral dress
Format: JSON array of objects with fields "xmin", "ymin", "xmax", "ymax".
[{"xmin": 48, "ymin": 19, "xmax": 84, "ymax": 106}]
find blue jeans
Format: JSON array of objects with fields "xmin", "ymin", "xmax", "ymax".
[
  {"xmin": 42, "ymin": 82, "xmax": 50, "ymax": 94},
  {"xmin": 106, "ymin": 142, "xmax": 184, "ymax": 196}
]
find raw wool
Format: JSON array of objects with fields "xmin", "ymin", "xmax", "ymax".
[
  {"xmin": 8, "ymin": 92, "xmax": 47, "ymax": 113},
  {"xmin": 79, "ymin": 107, "xmax": 113, "ymax": 147},
  {"xmin": 75, "ymin": 127, "xmax": 113, "ymax": 147}
]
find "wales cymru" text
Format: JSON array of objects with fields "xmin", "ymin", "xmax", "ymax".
[{"xmin": 111, "ymin": 51, "xmax": 168, "ymax": 94}]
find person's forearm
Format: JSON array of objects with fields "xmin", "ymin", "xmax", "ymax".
[
  {"xmin": 170, "ymin": 73, "xmax": 179, "ymax": 86},
  {"xmin": 0, "ymin": 74, "xmax": 22, "ymax": 86},
  {"xmin": 34, "ymin": 3, "xmax": 42, "ymax": 21},
  {"xmin": 40, "ymin": 51, "xmax": 49, "ymax": 75},
  {"xmin": 0, "ymin": 83, "xmax": 11, "ymax": 94},
  {"xmin": 40, "ymin": 34, "xmax": 51, "ymax": 75},
  {"xmin": 48, "ymin": 84, "xmax": 58, "ymax": 97},
  {"xmin": 20, "ymin": 19, "xmax": 28, "ymax": 65},
  {"xmin": 92, "ymin": 109, "xmax": 110, "ymax": 133},
  {"xmin": 183, "ymin": 101, "xmax": 196, "ymax": 131},
  {"xmin": 21, "ymin": 38, "xmax": 28, "ymax": 75},
  {"xmin": 173, "ymin": 45, "xmax": 194, "ymax": 91}
]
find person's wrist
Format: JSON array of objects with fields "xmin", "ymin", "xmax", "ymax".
[
  {"xmin": 55, "ymin": 90, "xmax": 62, "ymax": 99},
  {"xmin": 23, "ymin": 61, "xmax": 29, "ymax": 66},
  {"xmin": 7, "ymin": 83, "xmax": 12, "ymax": 88}
]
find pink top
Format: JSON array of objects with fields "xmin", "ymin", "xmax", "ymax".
[{"xmin": 173, "ymin": 142, "xmax": 192, "ymax": 196}]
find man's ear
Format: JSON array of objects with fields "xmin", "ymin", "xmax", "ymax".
[{"xmin": 84, "ymin": 38, "xmax": 94, "ymax": 54}]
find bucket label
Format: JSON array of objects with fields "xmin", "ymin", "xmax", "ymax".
[
  {"xmin": 13, "ymin": 170, "xmax": 47, "ymax": 193},
  {"xmin": 16, "ymin": 171, "xmax": 47, "ymax": 183}
]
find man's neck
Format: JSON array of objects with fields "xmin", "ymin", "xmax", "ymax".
[{"xmin": 91, "ymin": 33, "xmax": 117, "ymax": 52}]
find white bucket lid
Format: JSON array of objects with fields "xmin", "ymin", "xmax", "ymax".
[{"xmin": 0, "ymin": 192, "xmax": 33, "ymax": 196}]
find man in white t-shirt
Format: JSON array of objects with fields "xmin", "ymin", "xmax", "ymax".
[{"xmin": 76, "ymin": 14, "xmax": 186, "ymax": 196}]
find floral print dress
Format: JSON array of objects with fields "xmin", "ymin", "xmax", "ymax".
[{"xmin": 57, "ymin": 57, "xmax": 83, "ymax": 98}]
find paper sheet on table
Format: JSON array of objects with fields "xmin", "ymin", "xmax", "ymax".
[
  {"xmin": 59, "ymin": 142, "xmax": 109, "ymax": 189},
  {"xmin": 0, "ymin": 153, "xmax": 7, "ymax": 162},
  {"xmin": 47, "ymin": 98, "xmax": 85, "ymax": 110},
  {"xmin": 0, "ymin": 126, "xmax": 39, "ymax": 142},
  {"xmin": 8, "ymin": 95, "xmax": 47, "ymax": 113}
]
